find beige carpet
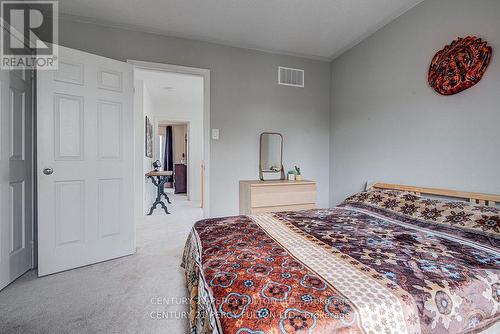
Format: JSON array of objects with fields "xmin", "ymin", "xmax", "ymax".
[{"xmin": 0, "ymin": 193, "xmax": 202, "ymax": 334}]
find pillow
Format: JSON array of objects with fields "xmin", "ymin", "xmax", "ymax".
[
  {"xmin": 345, "ymin": 188, "xmax": 420, "ymax": 206},
  {"xmin": 343, "ymin": 189, "xmax": 499, "ymax": 238}
]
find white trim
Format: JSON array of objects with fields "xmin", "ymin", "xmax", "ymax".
[{"xmin": 128, "ymin": 60, "xmax": 211, "ymax": 217}]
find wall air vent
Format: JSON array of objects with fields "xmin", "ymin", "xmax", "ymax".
[{"xmin": 278, "ymin": 66, "xmax": 304, "ymax": 87}]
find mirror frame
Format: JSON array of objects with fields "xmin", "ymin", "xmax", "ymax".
[{"xmin": 259, "ymin": 132, "xmax": 285, "ymax": 181}]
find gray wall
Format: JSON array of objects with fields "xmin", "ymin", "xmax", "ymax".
[
  {"xmin": 330, "ymin": 0, "xmax": 500, "ymax": 205},
  {"xmin": 55, "ymin": 18, "xmax": 331, "ymax": 217}
]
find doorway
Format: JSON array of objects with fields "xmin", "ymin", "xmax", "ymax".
[
  {"xmin": 158, "ymin": 122, "xmax": 188, "ymax": 196},
  {"xmin": 131, "ymin": 61, "xmax": 210, "ymax": 218}
]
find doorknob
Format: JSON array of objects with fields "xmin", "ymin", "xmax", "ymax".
[{"xmin": 43, "ymin": 168, "xmax": 53, "ymax": 175}]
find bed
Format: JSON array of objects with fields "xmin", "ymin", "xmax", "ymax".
[{"xmin": 182, "ymin": 183, "xmax": 500, "ymax": 333}]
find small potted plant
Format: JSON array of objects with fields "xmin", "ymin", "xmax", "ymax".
[
  {"xmin": 295, "ymin": 166, "xmax": 303, "ymax": 181},
  {"xmin": 287, "ymin": 169, "xmax": 296, "ymax": 181}
]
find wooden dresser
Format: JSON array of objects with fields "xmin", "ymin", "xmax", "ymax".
[
  {"xmin": 174, "ymin": 164, "xmax": 187, "ymax": 194},
  {"xmin": 239, "ymin": 180, "xmax": 316, "ymax": 214}
]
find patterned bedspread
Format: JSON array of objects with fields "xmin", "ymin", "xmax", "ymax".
[{"xmin": 182, "ymin": 189, "xmax": 500, "ymax": 334}]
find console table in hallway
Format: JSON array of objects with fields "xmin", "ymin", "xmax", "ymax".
[{"xmin": 145, "ymin": 171, "xmax": 173, "ymax": 215}]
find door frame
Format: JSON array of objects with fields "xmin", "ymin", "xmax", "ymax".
[{"xmin": 127, "ymin": 60, "xmax": 211, "ymax": 217}]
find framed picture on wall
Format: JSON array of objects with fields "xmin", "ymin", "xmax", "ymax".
[{"xmin": 145, "ymin": 116, "xmax": 153, "ymax": 158}]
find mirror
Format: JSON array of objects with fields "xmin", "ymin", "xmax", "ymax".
[{"xmin": 259, "ymin": 132, "xmax": 284, "ymax": 180}]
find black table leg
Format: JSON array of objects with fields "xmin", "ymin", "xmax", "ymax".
[
  {"xmin": 160, "ymin": 188, "xmax": 171, "ymax": 204},
  {"xmin": 147, "ymin": 200, "xmax": 169, "ymax": 215},
  {"xmin": 147, "ymin": 175, "xmax": 170, "ymax": 215}
]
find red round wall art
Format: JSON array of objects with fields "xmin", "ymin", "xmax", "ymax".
[{"xmin": 428, "ymin": 36, "xmax": 492, "ymax": 95}]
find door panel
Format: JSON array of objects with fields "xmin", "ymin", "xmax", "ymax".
[
  {"xmin": 97, "ymin": 101, "xmax": 122, "ymax": 159},
  {"xmin": 54, "ymin": 94, "xmax": 84, "ymax": 160},
  {"xmin": 98, "ymin": 68, "xmax": 123, "ymax": 92},
  {"xmin": 55, "ymin": 180, "xmax": 85, "ymax": 246},
  {"xmin": 9, "ymin": 87, "xmax": 25, "ymax": 160},
  {"xmin": 37, "ymin": 46, "xmax": 135, "ymax": 276},
  {"xmin": 10, "ymin": 181, "xmax": 25, "ymax": 253},
  {"xmin": 98, "ymin": 178, "xmax": 122, "ymax": 238},
  {"xmin": 55, "ymin": 61, "xmax": 84, "ymax": 85},
  {"xmin": 0, "ymin": 68, "xmax": 33, "ymax": 291}
]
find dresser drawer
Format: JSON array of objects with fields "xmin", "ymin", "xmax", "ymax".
[
  {"xmin": 251, "ymin": 183, "xmax": 316, "ymax": 208},
  {"xmin": 239, "ymin": 180, "xmax": 317, "ymax": 215},
  {"xmin": 251, "ymin": 203, "xmax": 316, "ymax": 214}
]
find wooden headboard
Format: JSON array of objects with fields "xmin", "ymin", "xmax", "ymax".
[{"xmin": 371, "ymin": 182, "xmax": 500, "ymax": 207}]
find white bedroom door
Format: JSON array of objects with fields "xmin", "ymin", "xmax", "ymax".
[
  {"xmin": 0, "ymin": 68, "xmax": 34, "ymax": 290},
  {"xmin": 37, "ymin": 46, "xmax": 135, "ymax": 276}
]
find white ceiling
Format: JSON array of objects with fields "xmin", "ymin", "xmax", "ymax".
[
  {"xmin": 135, "ymin": 68, "xmax": 203, "ymax": 114},
  {"xmin": 60, "ymin": 0, "xmax": 424, "ymax": 60}
]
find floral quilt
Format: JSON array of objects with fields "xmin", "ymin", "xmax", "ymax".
[{"xmin": 182, "ymin": 189, "xmax": 499, "ymax": 333}]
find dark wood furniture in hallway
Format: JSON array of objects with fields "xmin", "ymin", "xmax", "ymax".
[{"xmin": 174, "ymin": 164, "xmax": 187, "ymax": 194}]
